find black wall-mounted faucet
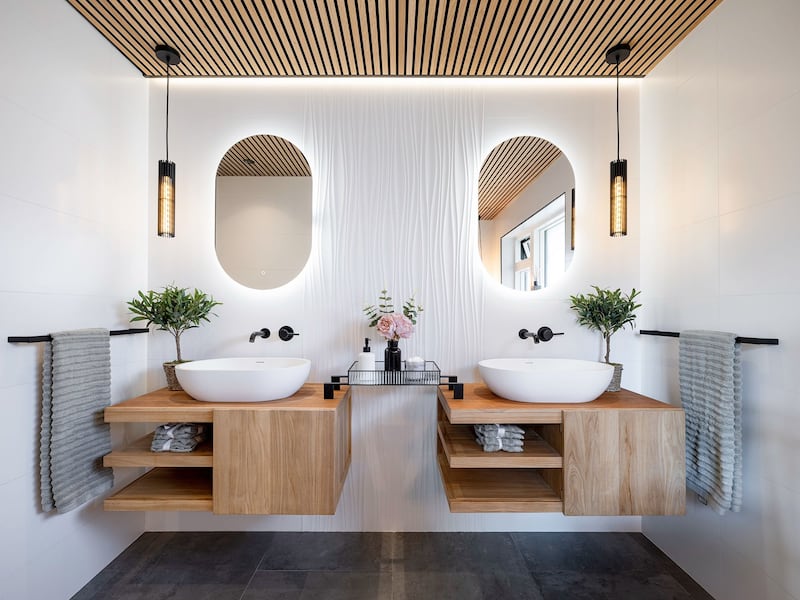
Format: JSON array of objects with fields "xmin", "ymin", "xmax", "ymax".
[
  {"xmin": 519, "ymin": 326, "xmax": 564, "ymax": 344},
  {"xmin": 278, "ymin": 326, "xmax": 299, "ymax": 341},
  {"xmin": 249, "ymin": 328, "xmax": 270, "ymax": 343}
]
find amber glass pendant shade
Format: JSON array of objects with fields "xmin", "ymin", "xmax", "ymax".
[
  {"xmin": 158, "ymin": 160, "xmax": 176, "ymax": 237},
  {"xmin": 610, "ymin": 159, "xmax": 627, "ymax": 237}
]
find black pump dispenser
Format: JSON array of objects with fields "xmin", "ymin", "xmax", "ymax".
[{"xmin": 363, "ymin": 338, "xmax": 371, "ymax": 352}]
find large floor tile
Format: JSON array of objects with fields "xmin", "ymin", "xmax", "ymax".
[
  {"xmin": 243, "ymin": 571, "xmax": 391, "ymax": 600},
  {"xmin": 256, "ymin": 532, "xmax": 392, "ymax": 572},
  {"xmin": 397, "ymin": 532, "xmax": 529, "ymax": 574},
  {"xmin": 533, "ymin": 570, "xmax": 697, "ymax": 600},
  {"xmin": 395, "ymin": 570, "xmax": 544, "ymax": 600},
  {"xmin": 511, "ymin": 532, "xmax": 667, "ymax": 574},
  {"xmin": 72, "ymin": 582, "xmax": 246, "ymax": 600}
]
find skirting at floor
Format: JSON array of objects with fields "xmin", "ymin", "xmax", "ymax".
[{"xmin": 72, "ymin": 531, "xmax": 715, "ymax": 600}]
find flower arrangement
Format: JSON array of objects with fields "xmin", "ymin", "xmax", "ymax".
[{"xmin": 364, "ymin": 289, "xmax": 423, "ymax": 341}]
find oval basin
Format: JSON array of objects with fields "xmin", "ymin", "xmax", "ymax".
[
  {"xmin": 174, "ymin": 357, "xmax": 311, "ymax": 403},
  {"xmin": 478, "ymin": 358, "xmax": 613, "ymax": 404}
]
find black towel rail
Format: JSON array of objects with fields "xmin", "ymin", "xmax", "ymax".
[
  {"xmin": 7, "ymin": 328, "xmax": 149, "ymax": 344},
  {"xmin": 639, "ymin": 330, "xmax": 779, "ymax": 346}
]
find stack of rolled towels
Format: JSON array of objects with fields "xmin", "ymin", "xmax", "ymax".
[
  {"xmin": 150, "ymin": 423, "xmax": 208, "ymax": 453},
  {"xmin": 474, "ymin": 424, "xmax": 525, "ymax": 452}
]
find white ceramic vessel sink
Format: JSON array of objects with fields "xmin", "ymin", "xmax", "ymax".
[
  {"xmin": 478, "ymin": 358, "xmax": 613, "ymax": 404},
  {"xmin": 174, "ymin": 357, "xmax": 311, "ymax": 403}
]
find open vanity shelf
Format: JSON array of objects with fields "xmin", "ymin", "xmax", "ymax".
[
  {"xmin": 103, "ymin": 384, "xmax": 351, "ymax": 514},
  {"xmin": 436, "ymin": 385, "xmax": 687, "ymax": 516}
]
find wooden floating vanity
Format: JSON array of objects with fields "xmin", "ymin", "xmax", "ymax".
[
  {"xmin": 103, "ymin": 384, "xmax": 351, "ymax": 514},
  {"xmin": 437, "ymin": 384, "xmax": 686, "ymax": 516},
  {"xmin": 104, "ymin": 381, "xmax": 684, "ymax": 517}
]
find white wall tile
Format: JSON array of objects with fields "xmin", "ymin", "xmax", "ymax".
[
  {"xmin": 641, "ymin": 0, "xmax": 800, "ymax": 598},
  {"xmin": 719, "ymin": 194, "xmax": 800, "ymax": 296},
  {"xmin": 0, "ymin": 1, "xmax": 148, "ymax": 597}
]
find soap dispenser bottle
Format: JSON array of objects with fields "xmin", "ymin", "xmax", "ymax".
[{"xmin": 358, "ymin": 338, "xmax": 375, "ymax": 383}]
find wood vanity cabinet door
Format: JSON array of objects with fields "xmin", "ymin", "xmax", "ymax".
[
  {"xmin": 212, "ymin": 397, "xmax": 351, "ymax": 515},
  {"xmin": 563, "ymin": 409, "xmax": 686, "ymax": 516}
]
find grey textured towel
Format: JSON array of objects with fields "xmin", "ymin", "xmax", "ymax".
[
  {"xmin": 151, "ymin": 423, "xmax": 208, "ymax": 452},
  {"xmin": 475, "ymin": 437, "xmax": 524, "ymax": 452},
  {"xmin": 40, "ymin": 329, "xmax": 114, "ymax": 513},
  {"xmin": 679, "ymin": 330, "xmax": 742, "ymax": 515},
  {"xmin": 473, "ymin": 424, "xmax": 525, "ymax": 452},
  {"xmin": 473, "ymin": 424, "xmax": 525, "ymax": 440}
]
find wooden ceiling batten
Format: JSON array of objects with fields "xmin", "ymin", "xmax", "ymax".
[
  {"xmin": 217, "ymin": 135, "xmax": 310, "ymax": 177},
  {"xmin": 478, "ymin": 137, "xmax": 563, "ymax": 221},
  {"xmin": 66, "ymin": 0, "xmax": 724, "ymax": 77}
]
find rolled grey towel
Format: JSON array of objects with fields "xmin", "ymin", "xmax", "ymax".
[
  {"xmin": 473, "ymin": 424, "xmax": 525, "ymax": 440},
  {"xmin": 476, "ymin": 437, "xmax": 524, "ymax": 452},
  {"xmin": 474, "ymin": 431, "xmax": 525, "ymax": 446},
  {"xmin": 151, "ymin": 423, "xmax": 207, "ymax": 452}
]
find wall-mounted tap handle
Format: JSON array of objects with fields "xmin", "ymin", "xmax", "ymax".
[
  {"xmin": 278, "ymin": 326, "xmax": 299, "ymax": 341},
  {"xmin": 536, "ymin": 326, "xmax": 565, "ymax": 342},
  {"xmin": 249, "ymin": 328, "xmax": 270, "ymax": 343},
  {"xmin": 520, "ymin": 327, "xmax": 564, "ymax": 343},
  {"xmin": 536, "ymin": 327, "xmax": 554, "ymax": 342}
]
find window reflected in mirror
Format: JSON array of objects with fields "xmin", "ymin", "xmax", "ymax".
[
  {"xmin": 501, "ymin": 194, "xmax": 566, "ymax": 290},
  {"xmin": 478, "ymin": 136, "xmax": 575, "ymax": 291}
]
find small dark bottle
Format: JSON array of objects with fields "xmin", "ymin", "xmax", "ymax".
[{"xmin": 384, "ymin": 339, "xmax": 401, "ymax": 371}]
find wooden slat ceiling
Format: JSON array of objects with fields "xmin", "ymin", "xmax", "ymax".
[
  {"xmin": 67, "ymin": 0, "xmax": 723, "ymax": 77},
  {"xmin": 479, "ymin": 136, "xmax": 561, "ymax": 220},
  {"xmin": 216, "ymin": 135, "xmax": 311, "ymax": 176}
]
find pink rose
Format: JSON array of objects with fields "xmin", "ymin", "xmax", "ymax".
[
  {"xmin": 392, "ymin": 313, "xmax": 414, "ymax": 339},
  {"xmin": 376, "ymin": 314, "xmax": 396, "ymax": 340}
]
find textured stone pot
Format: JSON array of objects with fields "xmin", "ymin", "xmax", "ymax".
[
  {"xmin": 606, "ymin": 362, "xmax": 623, "ymax": 392},
  {"xmin": 163, "ymin": 362, "xmax": 184, "ymax": 391}
]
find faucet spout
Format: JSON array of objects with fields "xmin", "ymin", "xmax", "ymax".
[{"xmin": 249, "ymin": 328, "xmax": 270, "ymax": 343}]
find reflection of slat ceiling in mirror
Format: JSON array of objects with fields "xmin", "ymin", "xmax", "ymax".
[
  {"xmin": 217, "ymin": 135, "xmax": 311, "ymax": 177},
  {"xmin": 479, "ymin": 137, "xmax": 562, "ymax": 221},
  {"xmin": 67, "ymin": 0, "xmax": 722, "ymax": 77}
]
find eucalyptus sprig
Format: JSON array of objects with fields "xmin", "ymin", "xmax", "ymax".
[
  {"xmin": 363, "ymin": 289, "xmax": 423, "ymax": 327},
  {"xmin": 569, "ymin": 285, "xmax": 641, "ymax": 363},
  {"xmin": 128, "ymin": 284, "xmax": 222, "ymax": 362}
]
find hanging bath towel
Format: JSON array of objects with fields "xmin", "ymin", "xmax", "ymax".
[
  {"xmin": 679, "ymin": 330, "xmax": 742, "ymax": 515},
  {"xmin": 40, "ymin": 329, "xmax": 114, "ymax": 513}
]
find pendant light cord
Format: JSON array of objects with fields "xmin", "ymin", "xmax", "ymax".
[
  {"xmin": 165, "ymin": 60, "xmax": 170, "ymax": 163},
  {"xmin": 615, "ymin": 59, "xmax": 620, "ymax": 161}
]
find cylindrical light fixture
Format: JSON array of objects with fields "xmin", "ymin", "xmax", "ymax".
[
  {"xmin": 158, "ymin": 160, "xmax": 175, "ymax": 237},
  {"xmin": 606, "ymin": 43, "xmax": 631, "ymax": 237},
  {"xmin": 610, "ymin": 158, "xmax": 627, "ymax": 236},
  {"xmin": 155, "ymin": 44, "xmax": 181, "ymax": 238}
]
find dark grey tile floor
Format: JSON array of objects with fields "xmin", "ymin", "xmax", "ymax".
[{"xmin": 72, "ymin": 532, "xmax": 714, "ymax": 600}]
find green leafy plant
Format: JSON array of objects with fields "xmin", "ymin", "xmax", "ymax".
[
  {"xmin": 128, "ymin": 285, "xmax": 222, "ymax": 363},
  {"xmin": 569, "ymin": 285, "xmax": 641, "ymax": 363},
  {"xmin": 363, "ymin": 289, "xmax": 423, "ymax": 326}
]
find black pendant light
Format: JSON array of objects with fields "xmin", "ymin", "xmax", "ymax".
[
  {"xmin": 155, "ymin": 45, "xmax": 181, "ymax": 238},
  {"xmin": 606, "ymin": 43, "xmax": 631, "ymax": 237}
]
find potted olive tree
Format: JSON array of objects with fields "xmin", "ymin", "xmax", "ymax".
[
  {"xmin": 128, "ymin": 284, "xmax": 222, "ymax": 390},
  {"xmin": 569, "ymin": 285, "xmax": 641, "ymax": 391}
]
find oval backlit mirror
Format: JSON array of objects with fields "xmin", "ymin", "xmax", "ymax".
[
  {"xmin": 215, "ymin": 135, "xmax": 312, "ymax": 289},
  {"xmin": 478, "ymin": 136, "xmax": 575, "ymax": 291}
]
